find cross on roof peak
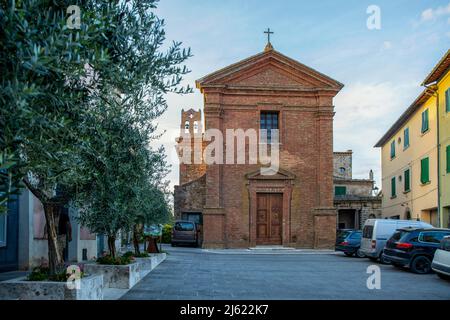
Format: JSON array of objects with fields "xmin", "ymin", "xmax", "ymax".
[{"xmin": 263, "ymin": 28, "xmax": 274, "ymax": 52}]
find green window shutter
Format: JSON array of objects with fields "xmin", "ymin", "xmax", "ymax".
[
  {"xmin": 335, "ymin": 186, "xmax": 346, "ymax": 196},
  {"xmin": 446, "ymin": 145, "xmax": 450, "ymax": 173},
  {"xmin": 421, "ymin": 157, "xmax": 430, "ymax": 184},
  {"xmin": 404, "ymin": 128, "xmax": 409, "ymax": 148},
  {"xmin": 421, "ymin": 109, "xmax": 429, "ymax": 133},
  {"xmin": 446, "ymin": 88, "xmax": 450, "ymax": 113},
  {"xmin": 390, "ymin": 140, "xmax": 395, "ymax": 159},
  {"xmin": 391, "ymin": 177, "xmax": 396, "ymax": 197},
  {"xmin": 404, "ymin": 169, "xmax": 410, "ymax": 192}
]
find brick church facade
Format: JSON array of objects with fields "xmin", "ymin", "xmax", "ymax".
[{"xmin": 174, "ymin": 44, "xmax": 344, "ymax": 249}]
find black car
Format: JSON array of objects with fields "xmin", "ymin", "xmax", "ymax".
[
  {"xmin": 335, "ymin": 229, "xmax": 365, "ymax": 258},
  {"xmin": 382, "ymin": 227, "xmax": 450, "ymax": 274}
]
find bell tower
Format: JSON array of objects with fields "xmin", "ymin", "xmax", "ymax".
[
  {"xmin": 180, "ymin": 108, "xmax": 202, "ymax": 137},
  {"xmin": 177, "ymin": 108, "xmax": 206, "ymax": 185}
]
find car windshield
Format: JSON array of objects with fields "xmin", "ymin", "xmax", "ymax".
[{"xmin": 174, "ymin": 222, "xmax": 195, "ymax": 231}]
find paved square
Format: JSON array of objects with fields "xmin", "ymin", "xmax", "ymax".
[{"xmin": 121, "ymin": 245, "xmax": 450, "ymax": 300}]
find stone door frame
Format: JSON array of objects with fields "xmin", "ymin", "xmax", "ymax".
[{"xmin": 246, "ymin": 168, "xmax": 295, "ymax": 247}]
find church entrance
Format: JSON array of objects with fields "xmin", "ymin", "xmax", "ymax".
[{"xmin": 256, "ymin": 193, "xmax": 283, "ymax": 245}]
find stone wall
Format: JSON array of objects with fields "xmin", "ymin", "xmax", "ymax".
[
  {"xmin": 334, "ymin": 179, "xmax": 374, "ymax": 197},
  {"xmin": 174, "ymin": 174, "xmax": 206, "ymax": 218},
  {"xmin": 335, "ymin": 199, "xmax": 382, "ymax": 229},
  {"xmin": 333, "ymin": 151, "xmax": 352, "ymax": 179},
  {"xmin": 0, "ymin": 274, "xmax": 103, "ymax": 300}
]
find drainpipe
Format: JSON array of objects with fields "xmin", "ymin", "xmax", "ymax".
[{"xmin": 423, "ymin": 84, "xmax": 440, "ymax": 227}]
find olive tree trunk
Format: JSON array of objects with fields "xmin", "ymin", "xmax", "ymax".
[
  {"xmin": 132, "ymin": 224, "xmax": 141, "ymax": 256},
  {"xmin": 107, "ymin": 235, "xmax": 117, "ymax": 259},
  {"xmin": 42, "ymin": 203, "xmax": 63, "ymax": 275}
]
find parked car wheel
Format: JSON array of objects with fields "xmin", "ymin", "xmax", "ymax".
[
  {"xmin": 437, "ymin": 273, "xmax": 450, "ymax": 281},
  {"xmin": 344, "ymin": 252, "xmax": 354, "ymax": 257},
  {"xmin": 410, "ymin": 256, "xmax": 432, "ymax": 274},
  {"xmin": 356, "ymin": 249, "xmax": 365, "ymax": 258}
]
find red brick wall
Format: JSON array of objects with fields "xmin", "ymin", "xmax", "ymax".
[{"xmin": 207, "ymin": 94, "xmax": 336, "ymax": 248}]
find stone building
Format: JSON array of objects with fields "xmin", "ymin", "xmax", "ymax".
[
  {"xmin": 174, "ymin": 42, "xmax": 344, "ymax": 249},
  {"xmin": 333, "ymin": 151, "xmax": 382, "ymax": 230}
]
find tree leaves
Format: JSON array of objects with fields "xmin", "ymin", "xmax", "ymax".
[{"xmin": 1, "ymin": 1, "xmax": 188, "ymax": 235}]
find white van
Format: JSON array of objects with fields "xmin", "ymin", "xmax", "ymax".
[{"xmin": 360, "ymin": 219, "xmax": 433, "ymax": 263}]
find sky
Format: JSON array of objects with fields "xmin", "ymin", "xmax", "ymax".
[{"xmin": 151, "ymin": 0, "xmax": 450, "ymax": 192}]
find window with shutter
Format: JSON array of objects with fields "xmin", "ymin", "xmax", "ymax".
[
  {"xmin": 446, "ymin": 88, "xmax": 450, "ymax": 113},
  {"xmin": 421, "ymin": 109, "xmax": 429, "ymax": 133},
  {"xmin": 391, "ymin": 177, "xmax": 396, "ymax": 198},
  {"xmin": 404, "ymin": 127, "xmax": 410, "ymax": 149},
  {"xmin": 404, "ymin": 169, "xmax": 410, "ymax": 192},
  {"xmin": 390, "ymin": 140, "xmax": 395, "ymax": 159},
  {"xmin": 421, "ymin": 157, "xmax": 430, "ymax": 184},
  {"xmin": 334, "ymin": 186, "xmax": 346, "ymax": 196},
  {"xmin": 446, "ymin": 145, "xmax": 450, "ymax": 174}
]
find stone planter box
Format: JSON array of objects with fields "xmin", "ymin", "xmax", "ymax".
[
  {"xmin": 0, "ymin": 274, "xmax": 103, "ymax": 300},
  {"xmin": 84, "ymin": 262, "xmax": 140, "ymax": 289},
  {"xmin": 135, "ymin": 253, "xmax": 166, "ymax": 278}
]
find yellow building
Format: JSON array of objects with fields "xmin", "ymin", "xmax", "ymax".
[
  {"xmin": 422, "ymin": 50, "xmax": 450, "ymax": 228},
  {"xmin": 375, "ymin": 49, "xmax": 450, "ymax": 227}
]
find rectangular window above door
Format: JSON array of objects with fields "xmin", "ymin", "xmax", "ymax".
[{"xmin": 260, "ymin": 111, "xmax": 279, "ymax": 143}]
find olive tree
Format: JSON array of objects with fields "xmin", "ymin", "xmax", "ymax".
[{"xmin": 1, "ymin": 0, "xmax": 190, "ymax": 273}]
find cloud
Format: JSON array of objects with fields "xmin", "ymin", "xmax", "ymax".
[
  {"xmin": 334, "ymin": 82, "xmax": 414, "ymax": 129},
  {"xmin": 420, "ymin": 3, "xmax": 450, "ymax": 22},
  {"xmin": 333, "ymin": 81, "xmax": 420, "ymax": 185},
  {"xmin": 382, "ymin": 41, "xmax": 392, "ymax": 51},
  {"xmin": 421, "ymin": 9, "xmax": 434, "ymax": 21}
]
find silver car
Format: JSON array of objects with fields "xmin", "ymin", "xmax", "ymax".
[{"xmin": 432, "ymin": 236, "xmax": 450, "ymax": 280}]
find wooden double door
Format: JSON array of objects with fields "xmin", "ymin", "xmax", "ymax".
[{"xmin": 256, "ymin": 193, "xmax": 283, "ymax": 245}]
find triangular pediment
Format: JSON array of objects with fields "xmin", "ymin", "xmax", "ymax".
[
  {"xmin": 229, "ymin": 63, "xmax": 322, "ymax": 88},
  {"xmin": 246, "ymin": 167, "xmax": 296, "ymax": 180},
  {"xmin": 196, "ymin": 49, "xmax": 343, "ymax": 92}
]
